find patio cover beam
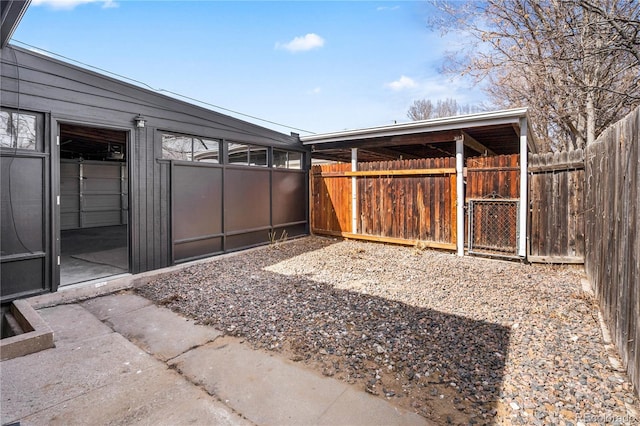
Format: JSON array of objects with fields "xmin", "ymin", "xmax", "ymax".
[{"xmin": 461, "ymin": 131, "xmax": 496, "ymax": 156}]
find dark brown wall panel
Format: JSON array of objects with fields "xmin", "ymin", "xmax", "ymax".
[
  {"xmin": 272, "ymin": 170, "xmax": 306, "ymax": 225},
  {"xmin": 173, "ymin": 165, "xmax": 222, "ymax": 241},
  {"xmin": 273, "ymin": 223, "xmax": 307, "ymax": 239},
  {"xmin": 226, "ymin": 230, "xmax": 270, "ymax": 251},
  {"xmin": 224, "ymin": 168, "xmax": 270, "ymax": 232},
  {"xmin": 174, "ymin": 237, "xmax": 222, "ymax": 261}
]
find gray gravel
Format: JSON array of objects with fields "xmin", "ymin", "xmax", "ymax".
[{"xmin": 138, "ymin": 236, "xmax": 639, "ymax": 425}]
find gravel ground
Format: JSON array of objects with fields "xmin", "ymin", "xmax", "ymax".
[{"xmin": 138, "ymin": 236, "xmax": 639, "ymax": 425}]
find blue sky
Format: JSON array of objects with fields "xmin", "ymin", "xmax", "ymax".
[{"xmin": 12, "ymin": 0, "xmax": 487, "ymax": 135}]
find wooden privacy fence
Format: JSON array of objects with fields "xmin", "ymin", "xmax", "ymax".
[
  {"xmin": 310, "ymin": 163, "xmax": 352, "ymax": 234},
  {"xmin": 585, "ymin": 107, "xmax": 639, "ymax": 396},
  {"xmin": 466, "ymin": 154, "xmax": 520, "ymax": 200},
  {"xmin": 466, "ymin": 154, "xmax": 521, "ymax": 258},
  {"xmin": 311, "ymin": 158, "xmax": 457, "ymax": 249},
  {"xmin": 358, "ymin": 158, "xmax": 456, "ymax": 247},
  {"xmin": 528, "ymin": 150, "xmax": 585, "ymax": 263}
]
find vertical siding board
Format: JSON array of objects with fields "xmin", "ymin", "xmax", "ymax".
[
  {"xmin": 160, "ymin": 161, "xmax": 169, "ymax": 267},
  {"xmin": 135, "ymin": 127, "xmax": 145, "ymax": 272},
  {"xmin": 145, "ymin": 125, "xmax": 154, "ymax": 270},
  {"xmin": 152, "ymin": 131, "xmax": 161, "ymax": 269}
]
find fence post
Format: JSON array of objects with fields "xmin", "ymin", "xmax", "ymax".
[
  {"xmin": 456, "ymin": 136, "xmax": 464, "ymax": 256},
  {"xmin": 351, "ymin": 148, "xmax": 357, "ymax": 234},
  {"xmin": 518, "ymin": 117, "xmax": 528, "ymax": 257}
]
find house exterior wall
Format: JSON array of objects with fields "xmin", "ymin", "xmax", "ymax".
[{"xmin": 0, "ymin": 45, "xmax": 308, "ymax": 301}]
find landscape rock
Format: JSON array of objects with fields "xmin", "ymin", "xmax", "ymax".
[{"xmin": 138, "ymin": 236, "xmax": 640, "ymax": 426}]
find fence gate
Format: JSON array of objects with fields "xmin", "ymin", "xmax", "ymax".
[
  {"xmin": 468, "ymin": 198, "xmax": 519, "ymax": 259},
  {"xmin": 528, "ymin": 150, "xmax": 585, "ymax": 263}
]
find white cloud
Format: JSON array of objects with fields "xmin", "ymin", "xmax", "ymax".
[
  {"xmin": 307, "ymin": 87, "xmax": 322, "ymax": 95},
  {"xmin": 276, "ymin": 33, "xmax": 325, "ymax": 53},
  {"xmin": 31, "ymin": 0, "xmax": 118, "ymax": 10},
  {"xmin": 376, "ymin": 6, "xmax": 400, "ymax": 11},
  {"xmin": 386, "ymin": 75, "xmax": 417, "ymax": 91}
]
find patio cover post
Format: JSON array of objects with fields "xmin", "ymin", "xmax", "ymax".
[
  {"xmin": 518, "ymin": 117, "xmax": 528, "ymax": 257},
  {"xmin": 456, "ymin": 136, "xmax": 464, "ymax": 256},
  {"xmin": 351, "ymin": 148, "xmax": 357, "ymax": 234}
]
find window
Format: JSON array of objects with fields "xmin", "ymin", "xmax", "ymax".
[
  {"xmin": 193, "ymin": 138, "xmax": 220, "ymax": 163},
  {"xmin": 227, "ymin": 142, "xmax": 268, "ymax": 167},
  {"xmin": 0, "ymin": 110, "xmax": 38, "ymax": 150},
  {"xmin": 273, "ymin": 149, "xmax": 303, "ymax": 169},
  {"xmin": 162, "ymin": 134, "xmax": 220, "ymax": 163}
]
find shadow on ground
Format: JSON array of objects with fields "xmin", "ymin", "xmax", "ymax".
[{"xmin": 137, "ymin": 238, "xmax": 510, "ymax": 425}]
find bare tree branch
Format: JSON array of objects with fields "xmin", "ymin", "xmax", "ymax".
[{"xmin": 429, "ymin": 0, "xmax": 640, "ymax": 151}]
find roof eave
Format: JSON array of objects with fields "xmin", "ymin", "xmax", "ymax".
[
  {"xmin": 1, "ymin": 0, "xmax": 31, "ymax": 49},
  {"xmin": 301, "ymin": 107, "xmax": 529, "ymax": 145}
]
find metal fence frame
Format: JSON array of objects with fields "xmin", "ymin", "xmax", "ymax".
[{"xmin": 468, "ymin": 198, "xmax": 520, "ymax": 259}]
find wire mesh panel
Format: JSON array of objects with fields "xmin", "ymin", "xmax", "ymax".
[{"xmin": 468, "ymin": 199, "xmax": 519, "ymax": 258}]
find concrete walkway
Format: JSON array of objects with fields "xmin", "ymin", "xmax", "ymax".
[{"xmin": 1, "ymin": 292, "xmax": 430, "ymax": 426}]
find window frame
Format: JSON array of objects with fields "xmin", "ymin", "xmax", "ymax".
[
  {"xmin": 273, "ymin": 149, "xmax": 303, "ymax": 170},
  {"xmin": 226, "ymin": 142, "xmax": 268, "ymax": 167},
  {"xmin": 0, "ymin": 108, "xmax": 43, "ymax": 152},
  {"xmin": 161, "ymin": 133, "xmax": 221, "ymax": 163}
]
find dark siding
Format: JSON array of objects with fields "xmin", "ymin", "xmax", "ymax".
[
  {"xmin": 159, "ymin": 160, "xmax": 170, "ymax": 268},
  {"xmin": 1, "ymin": 46, "xmax": 300, "ymax": 148},
  {"xmin": 1, "ymin": 45, "xmax": 307, "ymax": 279}
]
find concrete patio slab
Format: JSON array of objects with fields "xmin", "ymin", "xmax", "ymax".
[
  {"xmin": 38, "ymin": 303, "xmax": 112, "ymax": 348},
  {"xmin": 89, "ymin": 295, "xmax": 221, "ymax": 361},
  {"xmin": 1, "ymin": 328, "xmax": 156, "ymax": 423},
  {"xmin": 171, "ymin": 338, "xmax": 429, "ymax": 426},
  {"xmin": 317, "ymin": 387, "xmax": 427, "ymax": 425},
  {"xmin": 19, "ymin": 361, "xmax": 248, "ymax": 426},
  {"xmin": 3, "ymin": 293, "xmax": 432, "ymax": 426},
  {"xmin": 81, "ymin": 292, "xmax": 153, "ymax": 321}
]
